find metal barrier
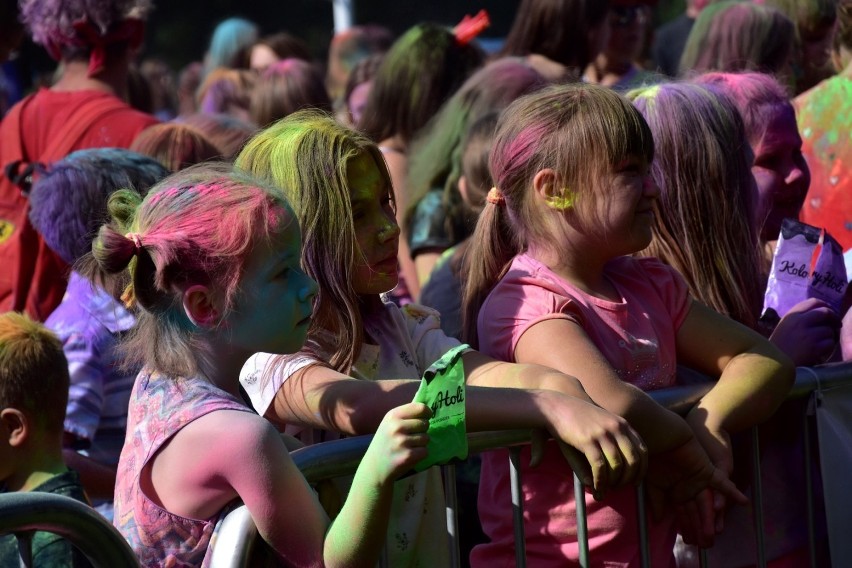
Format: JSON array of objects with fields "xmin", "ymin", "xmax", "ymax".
[
  {"xmin": 2, "ymin": 364, "xmax": 846, "ymax": 567},
  {"xmin": 212, "ymin": 361, "xmax": 852, "ymax": 566},
  {"xmin": 0, "ymin": 492, "xmax": 140, "ymax": 567}
]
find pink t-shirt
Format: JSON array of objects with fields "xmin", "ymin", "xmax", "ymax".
[{"xmin": 471, "ymin": 253, "xmax": 691, "ymax": 568}]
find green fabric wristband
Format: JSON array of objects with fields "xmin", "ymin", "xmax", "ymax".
[{"xmin": 412, "ymin": 343, "xmax": 470, "ymax": 472}]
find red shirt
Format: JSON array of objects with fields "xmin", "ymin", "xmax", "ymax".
[{"xmin": 0, "ymin": 89, "xmax": 157, "ymax": 319}]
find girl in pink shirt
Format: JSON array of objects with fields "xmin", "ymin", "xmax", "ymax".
[
  {"xmin": 82, "ymin": 163, "xmax": 433, "ymax": 567},
  {"xmin": 234, "ymin": 110, "xmax": 650, "ymax": 565},
  {"xmin": 463, "ymin": 83, "xmax": 796, "ymax": 567}
]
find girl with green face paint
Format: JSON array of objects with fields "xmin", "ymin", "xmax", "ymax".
[
  {"xmin": 81, "ymin": 162, "xmax": 434, "ymax": 567},
  {"xmin": 235, "ymin": 110, "xmax": 649, "ymax": 565}
]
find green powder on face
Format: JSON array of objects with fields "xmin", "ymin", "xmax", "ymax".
[{"xmin": 412, "ymin": 343, "xmax": 470, "ymax": 472}]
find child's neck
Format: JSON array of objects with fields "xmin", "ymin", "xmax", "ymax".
[
  {"xmin": 5, "ymin": 446, "xmax": 67, "ymax": 492},
  {"xmin": 198, "ymin": 339, "xmax": 248, "ymax": 398},
  {"xmin": 357, "ymin": 294, "xmax": 384, "ymax": 345},
  {"xmin": 530, "ymin": 245, "xmax": 621, "ymax": 302}
]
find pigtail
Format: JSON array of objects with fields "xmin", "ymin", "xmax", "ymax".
[
  {"xmin": 461, "ymin": 193, "xmax": 520, "ymax": 348},
  {"xmin": 76, "ymin": 188, "xmax": 144, "ymax": 299}
]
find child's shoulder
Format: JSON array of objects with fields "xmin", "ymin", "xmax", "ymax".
[{"xmin": 398, "ymin": 302, "xmax": 442, "ymax": 324}]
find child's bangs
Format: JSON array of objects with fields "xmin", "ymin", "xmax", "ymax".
[
  {"xmin": 554, "ymin": 89, "xmax": 654, "ymax": 210},
  {"xmin": 590, "ymin": 93, "xmax": 655, "ymax": 169}
]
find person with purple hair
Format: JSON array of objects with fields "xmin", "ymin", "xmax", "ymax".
[
  {"xmin": 28, "ymin": 148, "xmax": 168, "ymax": 521},
  {"xmin": 0, "ymin": 0, "xmax": 158, "ymax": 321},
  {"xmin": 630, "ymin": 77, "xmax": 835, "ymax": 567}
]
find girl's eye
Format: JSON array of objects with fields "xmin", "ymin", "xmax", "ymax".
[{"xmin": 275, "ymin": 268, "xmax": 290, "ymax": 280}]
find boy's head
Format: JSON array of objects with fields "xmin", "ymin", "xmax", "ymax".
[
  {"xmin": 28, "ymin": 148, "xmax": 168, "ymax": 266},
  {"xmin": 0, "ymin": 312, "xmax": 70, "ymax": 477}
]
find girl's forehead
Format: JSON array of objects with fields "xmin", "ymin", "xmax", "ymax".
[
  {"xmin": 347, "ymin": 152, "xmax": 389, "ymax": 199},
  {"xmin": 755, "ymin": 106, "xmax": 800, "ymax": 146}
]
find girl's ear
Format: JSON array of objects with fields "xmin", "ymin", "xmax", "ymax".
[
  {"xmin": 533, "ymin": 169, "xmax": 575, "ymax": 211},
  {"xmin": 182, "ymin": 284, "xmax": 222, "ymax": 328}
]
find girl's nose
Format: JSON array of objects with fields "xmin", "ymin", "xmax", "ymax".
[
  {"xmin": 378, "ymin": 220, "xmax": 400, "ymax": 244},
  {"xmin": 643, "ymin": 175, "xmax": 660, "ymax": 198},
  {"xmin": 299, "ymin": 272, "xmax": 319, "ymax": 302},
  {"xmin": 786, "ymin": 162, "xmax": 810, "ymax": 189}
]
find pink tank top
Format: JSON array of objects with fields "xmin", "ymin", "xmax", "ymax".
[{"xmin": 114, "ymin": 369, "xmax": 252, "ymax": 567}]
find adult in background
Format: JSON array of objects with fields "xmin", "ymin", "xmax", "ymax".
[
  {"xmin": 498, "ymin": 0, "xmax": 612, "ymax": 81},
  {"xmin": 651, "ymin": 0, "xmax": 710, "ymax": 77},
  {"xmin": 0, "ymin": 0, "xmax": 158, "ymax": 320}
]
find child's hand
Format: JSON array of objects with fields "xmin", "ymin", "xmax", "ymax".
[
  {"xmin": 684, "ymin": 411, "xmax": 739, "ymax": 536},
  {"xmin": 543, "ymin": 393, "xmax": 648, "ymax": 497},
  {"xmin": 645, "ymin": 436, "xmax": 747, "ymax": 537},
  {"xmin": 770, "ymin": 298, "xmax": 841, "ymax": 365},
  {"xmin": 363, "ymin": 402, "xmax": 432, "ymax": 485}
]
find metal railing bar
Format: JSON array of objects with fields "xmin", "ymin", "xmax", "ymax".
[
  {"xmin": 0, "ymin": 492, "xmax": 139, "ymax": 568},
  {"xmin": 575, "ymin": 472, "xmax": 589, "ymax": 567},
  {"xmin": 509, "ymin": 446, "xmax": 527, "ymax": 568},
  {"xmin": 441, "ymin": 464, "xmax": 461, "ymax": 568},
  {"xmin": 636, "ymin": 483, "xmax": 650, "ymax": 568},
  {"xmin": 803, "ymin": 399, "xmax": 817, "ymax": 568},
  {"xmin": 750, "ymin": 427, "xmax": 766, "ymax": 568},
  {"xmin": 16, "ymin": 531, "xmax": 33, "ymax": 568}
]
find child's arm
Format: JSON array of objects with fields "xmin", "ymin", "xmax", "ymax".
[
  {"xmin": 513, "ymin": 319, "xmax": 697, "ymax": 453},
  {"xmin": 323, "ymin": 402, "xmax": 431, "ymax": 565},
  {"xmin": 511, "ymin": 317, "xmax": 747, "ymax": 516},
  {"xmin": 158, "ymin": 407, "xmax": 427, "ymax": 567},
  {"xmin": 266, "ymin": 364, "xmax": 646, "ymax": 492},
  {"xmin": 676, "ymin": 301, "xmax": 795, "ymax": 470}
]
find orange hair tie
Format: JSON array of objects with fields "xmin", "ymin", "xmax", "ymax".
[{"xmin": 487, "ymin": 187, "xmax": 505, "ymax": 206}]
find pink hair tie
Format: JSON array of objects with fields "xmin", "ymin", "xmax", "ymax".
[
  {"xmin": 125, "ymin": 232, "xmax": 143, "ymax": 253},
  {"xmin": 487, "ymin": 187, "xmax": 505, "ymax": 206},
  {"xmin": 454, "ymin": 9, "xmax": 490, "ymax": 46}
]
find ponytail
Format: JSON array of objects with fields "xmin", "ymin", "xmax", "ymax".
[{"xmin": 461, "ymin": 195, "xmax": 521, "ymax": 348}]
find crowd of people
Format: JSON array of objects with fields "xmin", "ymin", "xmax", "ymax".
[{"xmin": 0, "ymin": 0, "xmax": 850, "ymax": 566}]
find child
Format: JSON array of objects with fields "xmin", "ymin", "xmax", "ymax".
[
  {"xmin": 420, "ymin": 112, "xmax": 500, "ymax": 339},
  {"xmin": 236, "ymin": 109, "xmax": 653, "ymax": 566},
  {"xmin": 461, "ymin": 83, "xmax": 795, "ymax": 566},
  {"xmin": 629, "ymin": 80, "xmax": 834, "ymax": 567},
  {"xmin": 679, "ymin": 2, "xmax": 796, "ymax": 77},
  {"xmin": 0, "ymin": 312, "xmax": 91, "ymax": 568},
  {"xmin": 358, "ymin": 22, "xmax": 486, "ymax": 301},
  {"xmin": 80, "ymin": 163, "xmax": 433, "ymax": 566},
  {"xmin": 692, "ymin": 72, "xmax": 846, "ymax": 368},
  {"xmin": 405, "ymin": 58, "xmax": 548, "ymax": 286},
  {"xmin": 28, "ymin": 148, "xmax": 168, "ymax": 521},
  {"xmin": 130, "ymin": 123, "xmax": 222, "ymax": 172}
]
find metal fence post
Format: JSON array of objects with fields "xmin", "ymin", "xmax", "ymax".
[{"xmin": 509, "ymin": 446, "xmax": 527, "ymax": 567}]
